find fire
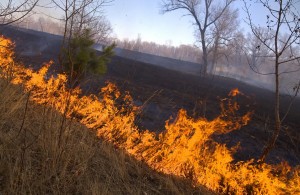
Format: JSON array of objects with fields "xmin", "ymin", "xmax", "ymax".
[
  {"xmin": 1, "ymin": 35, "xmax": 300, "ymax": 194},
  {"xmin": 229, "ymin": 88, "xmax": 241, "ymax": 96}
]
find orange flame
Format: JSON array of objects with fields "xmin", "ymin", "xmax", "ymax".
[
  {"xmin": 229, "ymin": 88, "xmax": 241, "ymax": 97},
  {"xmin": 1, "ymin": 35, "xmax": 299, "ymax": 194}
]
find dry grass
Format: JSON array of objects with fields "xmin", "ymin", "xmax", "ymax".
[{"xmin": 0, "ymin": 79, "xmax": 211, "ymax": 195}]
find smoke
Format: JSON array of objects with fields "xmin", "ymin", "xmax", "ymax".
[
  {"xmin": 95, "ymin": 43, "xmax": 299, "ymax": 96},
  {"xmin": 94, "ymin": 44, "xmax": 201, "ymax": 75},
  {"xmin": 3, "ymin": 26, "xmax": 298, "ymax": 96}
]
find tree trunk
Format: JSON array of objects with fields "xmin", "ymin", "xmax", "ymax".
[
  {"xmin": 201, "ymin": 30, "xmax": 208, "ymax": 76},
  {"xmin": 260, "ymin": 58, "xmax": 281, "ymax": 162},
  {"xmin": 211, "ymin": 32, "xmax": 220, "ymax": 74}
]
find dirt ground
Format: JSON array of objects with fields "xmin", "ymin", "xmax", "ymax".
[{"xmin": 1, "ymin": 26, "xmax": 300, "ymax": 166}]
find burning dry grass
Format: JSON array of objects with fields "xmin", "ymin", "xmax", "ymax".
[
  {"xmin": 0, "ymin": 38, "xmax": 209, "ymax": 194},
  {"xmin": 1, "ymin": 35, "xmax": 300, "ymax": 194}
]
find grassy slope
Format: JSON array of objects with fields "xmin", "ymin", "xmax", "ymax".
[
  {"xmin": 1, "ymin": 27, "xmax": 299, "ymax": 165},
  {"xmin": 0, "ymin": 79, "xmax": 211, "ymax": 194}
]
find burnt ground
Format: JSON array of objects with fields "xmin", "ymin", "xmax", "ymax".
[{"xmin": 1, "ymin": 26, "xmax": 300, "ymax": 166}]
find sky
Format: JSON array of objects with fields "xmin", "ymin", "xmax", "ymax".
[
  {"xmin": 104, "ymin": 0, "xmax": 195, "ymax": 46},
  {"xmin": 103, "ymin": 0, "xmax": 251, "ymax": 46},
  {"xmin": 33, "ymin": 0, "xmax": 300, "ymax": 47}
]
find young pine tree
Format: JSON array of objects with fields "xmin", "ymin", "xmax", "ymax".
[{"xmin": 63, "ymin": 29, "xmax": 115, "ymax": 84}]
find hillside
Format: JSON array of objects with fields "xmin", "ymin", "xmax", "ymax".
[
  {"xmin": 1, "ymin": 27, "xmax": 300, "ymax": 194},
  {"xmin": 0, "ymin": 78, "xmax": 211, "ymax": 194},
  {"xmin": 1, "ymin": 26, "xmax": 300, "ymax": 164}
]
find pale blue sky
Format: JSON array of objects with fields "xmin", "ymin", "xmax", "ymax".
[
  {"xmin": 104, "ymin": 0, "xmax": 258, "ymax": 46},
  {"xmin": 105, "ymin": 0, "xmax": 194, "ymax": 46},
  {"xmin": 34, "ymin": 0, "xmax": 300, "ymax": 46}
]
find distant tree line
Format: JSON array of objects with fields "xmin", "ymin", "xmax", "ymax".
[
  {"xmin": 113, "ymin": 36, "xmax": 202, "ymax": 63},
  {"xmin": 14, "ymin": 16, "xmax": 64, "ymax": 35}
]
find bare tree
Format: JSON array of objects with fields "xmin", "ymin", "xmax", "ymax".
[
  {"xmin": 243, "ymin": 0, "xmax": 300, "ymax": 162},
  {"xmin": 210, "ymin": 7, "xmax": 239, "ymax": 74},
  {"xmin": 132, "ymin": 34, "xmax": 142, "ymax": 52},
  {"xmin": 161, "ymin": 0, "xmax": 236, "ymax": 76},
  {"xmin": 92, "ymin": 16, "xmax": 113, "ymax": 43},
  {"xmin": 245, "ymin": 30, "xmax": 272, "ymax": 75},
  {"xmin": 51, "ymin": 0, "xmax": 113, "ymax": 83},
  {"xmin": 51, "ymin": 0, "xmax": 112, "ymax": 54},
  {"xmin": 0, "ymin": 0, "xmax": 38, "ymax": 25}
]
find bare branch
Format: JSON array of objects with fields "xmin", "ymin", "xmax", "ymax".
[
  {"xmin": 243, "ymin": 0, "xmax": 300, "ymax": 162},
  {"xmin": 281, "ymin": 80, "xmax": 300, "ymax": 123},
  {"xmin": 0, "ymin": 0, "xmax": 38, "ymax": 25},
  {"xmin": 161, "ymin": 0, "xmax": 236, "ymax": 75}
]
